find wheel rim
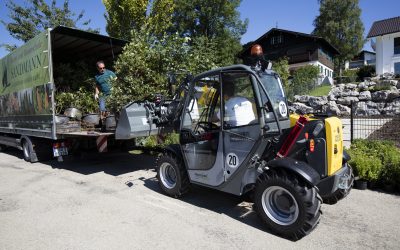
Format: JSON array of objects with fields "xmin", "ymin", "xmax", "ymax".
[
  {"xmin": 23, "ymin": 141, "xmax": 30, "ymax": 159},
  {"xmin": 159, "ymin": 162, "xmax": 177, "ymax": 189},
  {"xmin": 261, "ymin": 186, "xmax": 299, "ymax": 225}
]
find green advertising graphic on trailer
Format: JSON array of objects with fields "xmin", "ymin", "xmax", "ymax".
[{"xmin": 0, "ymin": 31, "xmax": 51, "ymax": 116}]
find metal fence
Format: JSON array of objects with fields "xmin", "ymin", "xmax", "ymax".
[{"xmin": 348, "ymin": 101, "xmax": 400, "ymax": 147}]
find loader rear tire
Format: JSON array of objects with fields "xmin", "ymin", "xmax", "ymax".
[
  {"xmin": 254, "ymin": 169, "xmax": 322, "ymax": 240},
  {"xmin": 156, "ymin": 152, "xmax": 190, "ymax": 198}
]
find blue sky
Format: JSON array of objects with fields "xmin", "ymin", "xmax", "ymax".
[{"xmin": 0, "ymin": 0, "xmax": 399, "ymax": 58}]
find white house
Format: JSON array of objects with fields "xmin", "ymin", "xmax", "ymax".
[
  {"xmin": 367, "ymin": 16, "xmax": 400, "ymax": 75},
  {"xmin": 344, "ymin": 50, "xmax": 376, "ymax": 70}
]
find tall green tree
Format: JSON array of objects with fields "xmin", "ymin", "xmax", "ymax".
[
  {"xmin": 1, "ymin": 0, "xmax": 98, "ymax": 50},
  {"xmin": 102, "ymin": 0, "xmax": 175, "ymax": 40},
  {"xmin": 313, "ymin": 0, "xmax": 364, "ymax": 73},
  {"xmin": 108, "ymin": 30, "xmax": 219, "ymax": 112},
  {"xmin": 171, "ymin": 0, "xmax": 248, "ymax": 65}
]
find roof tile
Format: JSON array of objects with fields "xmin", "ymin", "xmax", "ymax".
[{"xmin": 367, "ymin": 16, "xmax": 400, "ymax": 38}]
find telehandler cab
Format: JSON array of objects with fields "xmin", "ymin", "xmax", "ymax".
[{"xmin": 117, "ymin": 63, "xmax": 353, "ymax": 240}]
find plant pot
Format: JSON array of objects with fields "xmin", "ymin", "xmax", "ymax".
[
  {"xmin": 64, "ymin": 107, "xmax": 82, "ymax": 120},
  {"xmin": 82, "ymin": 113, "xmax": 100, "ymax": 126},
  {"xmin": 55, "ymin": 115, "xmax": 70, "ymax": 124},
  {"xmin": 367, "ymin": 180, "xmax": 378, "ymax": 189},
  {"xmin": 383, "ymin": 183, "xmax": 395, "ymax": 193},
  {"xmin": 105, "ymin": 115, "xmax": 116, "ymax": 131},
  {"xmin": 354, "ymin": 179, "xmax": 367, "ymax": 190}
]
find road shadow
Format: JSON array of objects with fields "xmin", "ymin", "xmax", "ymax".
[
  {"xmin": 48, "ymin": 151, "xmax": 157, "ymax": 176},
  {"xmin": 141, "ymin": 176, "xmax": 287, "ymax": 239}
]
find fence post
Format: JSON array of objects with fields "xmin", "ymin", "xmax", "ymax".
[{"xmin": 350, "ymin": 101, "xmax": 354, "ymax": 142}]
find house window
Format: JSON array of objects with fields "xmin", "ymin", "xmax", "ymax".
[
  {"xmin": 395, "ymin": 37, "xmax": 400, "ymax": 55},
  {"xmin": 320, "ymin": 65, "xmax": 323, "ymax": 73},
  {"xmin": 270, "ymin": 35, "xmax": 283, "ymax": 45},
  {"xmin": 395, "ymin": 62, "xmax": 400, "ymax": 74}
]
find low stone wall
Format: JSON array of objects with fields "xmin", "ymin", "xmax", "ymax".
[{"xmin": 290, "ymin": 78, "xmax": 400, "ymax": 116}]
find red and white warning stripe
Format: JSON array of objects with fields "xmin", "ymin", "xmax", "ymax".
[{"xmin": 96, "ymin": 135, "xmax": 108, "ymax": 153}]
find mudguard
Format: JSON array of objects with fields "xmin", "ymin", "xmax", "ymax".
[
  {"xmin": 163, "ymin": 144, "xmax": 183, "ymax": 160},
  {"xmin": 267, "ymin": 158, "xmax": 320, "ymax": 186}
]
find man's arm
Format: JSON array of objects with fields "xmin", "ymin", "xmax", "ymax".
[{"xmin": 95, "ymin": 85, "xmax": 100, "ymax": 100}]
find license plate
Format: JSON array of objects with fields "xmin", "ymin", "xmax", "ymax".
[{"xmin": 53, "ymin": 147, "xmax": 68, "ymax": 157}]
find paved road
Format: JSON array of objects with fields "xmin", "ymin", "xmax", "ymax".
[{"xmin": 1, "ymin": 150, "xmax": 400, "ymax": 250}]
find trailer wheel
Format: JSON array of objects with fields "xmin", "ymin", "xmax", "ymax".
[
  {"xmin": 22, "ymin": 140, "xmax": 31, "ymax": 162},
  {"xmin": 0, "ymin": 144, "xmax": 7, "ymax": 152},
  {"xmin": 254, "ymin": 169, "xmax": 321, "ymax": 240},
  {"xmin": 156, "ymin": 152, "xmax": 190, "ymax": 198}
]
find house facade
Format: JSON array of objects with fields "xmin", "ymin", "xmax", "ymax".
[
  {"xmin": 345, "ymin": 50, "xmax": 376, "ymax": 70},
  {"xmin": 367, "ymin": 16, "xmax": 400, "ymax": 75},
  {"xmin": 240, "ymin": 28, "xmax": 340, "ymax": 84}
]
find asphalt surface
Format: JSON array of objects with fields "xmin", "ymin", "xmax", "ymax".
[{"xmin": 1, "ymin": 149, "xmax": 399, "ymax": 250}]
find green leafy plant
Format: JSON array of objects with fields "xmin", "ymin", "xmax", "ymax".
[
  {"xmin": 108, "ymin": 30, "xmax": 219, "ymax": 112},
  {"xmin": 357, "ymin": 65, "xmax": 375, "ymax": 80},
  {"xmin": 290, "ymin": 65, "xmax": 320, "ymax": 98},
  {"xmin": 348, "ymin": 139, "xmax": 400, "ymax": 188}
]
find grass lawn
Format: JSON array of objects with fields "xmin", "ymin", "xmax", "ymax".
[{"xmin": 308, "ymin": 84, "xmax": 332, "ymax": 96}]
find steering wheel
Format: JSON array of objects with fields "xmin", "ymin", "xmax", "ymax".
[{"xmin": 197, "ymin": 121, "xmax": 219, "ymax": 131}]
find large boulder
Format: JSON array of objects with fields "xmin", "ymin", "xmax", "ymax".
[
  {"xmin": 308, "ymin": 96, "xmax": 328, "ymax": 108},
  {"xmin": 336, "ymin": 96, "xmax": 359, "ymax": 106},
  {"xmin": 289, "ymin": 102, "xmax": 314, "ymax": 114},
  {"xmin": 388, "ymin": 89, "xmax": 400, "ymax": 100},
  {"xmin": 358, "ymin": 82, "xmax": 369, "ymax": 91},
  {"xmin": 355, "ymin": 102, "xmax": 381, "ymax": 116},
  {"xmin": 322, "ymin": 101, "xmax": 341, "ymax": 116},
  {"xmin": 366, "ymin": 101, "xmax": 386, "ymax": 111},
  {"xmin": 339, "ymin": 89, "xmax": 359, "ymax": 97},
  {"xmin": 358, "ymin": 91, "xmax": 371, "ymax": 101},
  {"xmin": 293, "ymin": 95, "xmax": 310, "ymax": 103},
  {"xmin": 328, "ymin": 94, "xmax": 337, "ymax": 101},
  {"xmin": 337, "ymin": 104, "xmax": 351, "ymax": 116},
  {"xmin": 371, "ymin": 90, "xmax": 391, "ymax": 102},
  {"xmin": 345, "ymin": 83, "xmax": 358, "ymax": 90},
  {"xmin": 329, "ymin": 87, "xmax": 343, "ymax": 97}
]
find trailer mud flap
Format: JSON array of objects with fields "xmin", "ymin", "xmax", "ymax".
[{"xmin": 96, "ymin": 135, "xmax": 108, "ymax": 153}]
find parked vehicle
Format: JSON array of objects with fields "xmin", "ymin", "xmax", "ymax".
[
  {"xmin": 0, "ymin": 26, "xmax": 128, "ymax": 162},
  {"xmin": 115, "ymin": 60, "xmax": 354, "ymax": 239}
]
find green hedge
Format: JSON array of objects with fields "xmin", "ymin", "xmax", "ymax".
[{"xmin": 347, "ymin": 139, "xmax": 400, "ymax": 189}]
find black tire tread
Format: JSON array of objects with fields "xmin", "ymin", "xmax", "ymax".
[
  {"xmin": 254, "ymin": 168, "xmax": 322, "ymax": 240},
  {"xmin": 156, "ymin": 152, "xmax": 190, "ymax": 198}
]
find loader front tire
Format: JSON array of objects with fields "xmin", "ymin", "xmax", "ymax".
[
  {"xmin": 254, "ymin": 169, "xmax": 322, "ymax": 240},
  {"xmin": 156, "ymin": 152, "xmax": 190, "ymax": 198}
]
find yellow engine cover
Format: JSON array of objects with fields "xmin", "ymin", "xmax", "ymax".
[{"xmin": 325, "ymin": 117, "xmax": 343, "ymax": 176}]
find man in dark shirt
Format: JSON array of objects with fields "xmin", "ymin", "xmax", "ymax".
[{"xmin": 94, "ymin": 61, "xmax": 117, "ymax": 119}]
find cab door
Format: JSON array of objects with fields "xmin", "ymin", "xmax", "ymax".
[
  {"xmin": 180, "ymin": 74, "xmax": 226, "ymax": 186},
  {"xmin": 220, "ymin": 72, "xmax": 262, "ymax": 180}
]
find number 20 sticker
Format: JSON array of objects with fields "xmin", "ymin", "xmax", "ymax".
[{"xmin": 226, "ymin": 153, "xmax": 239, "ymax": 168}]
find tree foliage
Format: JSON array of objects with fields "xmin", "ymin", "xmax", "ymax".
[
  {"xmin": 290, "ymin": 65, "xmax": 320, "ymax": 97},
  {"xmin": 103, "ymin": 0, "xmax": 247, "ymax": 65},
  {"xmin": 107, "ymin": 30, "xmax": 219, "ymax": 112},
  {"xmin": 272, "ymin": 57, "xmax": 290, "ymax": 89},
  {"xmin": 1, "ymin": 0, "xmax": 98, "ymax": 50},
  {"xmin": 171, "ymin": 0, "xmax": 248, "ymax": 65},
  {"xmin": 102, "ymin": 0, "xmax": 175, "ymax": 40},
  {"xmin": 313, "ymin": 0, "xmax": 364, "ymax": 72}
]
